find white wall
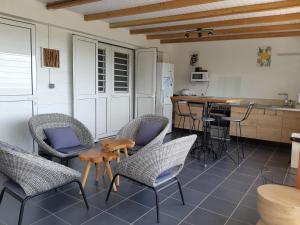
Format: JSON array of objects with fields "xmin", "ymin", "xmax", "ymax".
[
  {"xmin": 0, "ymin": 0, "xmax": 164, "ymax": 115},
  {"xmin": 167, "ymin": 37, "xmax": 300, "ymax": 100}
]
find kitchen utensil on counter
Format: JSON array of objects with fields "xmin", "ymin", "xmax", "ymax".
[{"xmin": 180, "ymin": 89, "xmax": 193, "ymax": 96}]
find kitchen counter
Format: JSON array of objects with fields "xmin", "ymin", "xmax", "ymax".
[
  {"xmin": 172, "ymin": 96, "xmax": 300, "ymax": 143},
  {"xmin": 171, "ymin": 95, "xmax": 242, "ymax": 104},
  {"xmin": 172, "ymin": 95, "xmax": 300, "ymax": 112}
]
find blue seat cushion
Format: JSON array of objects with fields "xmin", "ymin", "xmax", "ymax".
[
  {"xmin": 135, "ymin": 121, "xmax": 163, "ymax": 146},
  {"xmin": 127, "ymin": 145, "xmax": 143, "ymax": 155},
  {"xmin": 56, "ymin": 145, "xmax": 89, "ymax": 154},
  {"xmin": 44, "ymin": 127, "xmax": 81, "ymax": 150},
  {"xmin": 155, "ymin": 165, "xmax": 181, "ymax": 185}
]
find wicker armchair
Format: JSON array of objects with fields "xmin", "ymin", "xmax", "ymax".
[
  {"xmin": 28, "ymin": 113, "xmax": 94, "ymax": 162},
  {"xmin": 0, "ymin": 141, "xmax": 89, "ymax": 225},
  {"xmin": 106, "ymin": 135, "xmax": 197, "ymax": 223},
  {"xmin": 116, "ymin": 114, "xmax": 169, "ymax": 155}
]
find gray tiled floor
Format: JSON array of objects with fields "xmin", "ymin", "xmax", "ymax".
[{"xmin": 0, "ymin": 130, "xmax": 295, "ymax": 225}]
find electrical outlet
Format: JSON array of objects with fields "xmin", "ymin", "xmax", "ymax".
[{"xmin": 48, "ymin": 83, "xmax": 55, "ymax": 89}]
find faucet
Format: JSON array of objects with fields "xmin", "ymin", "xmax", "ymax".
[{"xmin": 278, "ymin": 93, "xmax": 289, "ymax": 106}]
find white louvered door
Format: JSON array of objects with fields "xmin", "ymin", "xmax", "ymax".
[{"xmin": 0, "ymin": 18, "xmax": 37, "ymax": 152}]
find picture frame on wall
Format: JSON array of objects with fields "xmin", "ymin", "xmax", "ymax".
[
  {"xmin": 257, "ymin": 46, "xmax": 272, "ymax": 67},
  {"xmin": 42, "ymin": 47, "xmax": 60, "ymax": 68}
]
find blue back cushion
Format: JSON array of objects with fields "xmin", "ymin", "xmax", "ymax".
[
  {"xmin": 44, "ymin": 127, "xmax": 81, "ymax": 150},
  {"xmin": 135, "ymin": 120, "xmax": 163, "ymax": 146}
]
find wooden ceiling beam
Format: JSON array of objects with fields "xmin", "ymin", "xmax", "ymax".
[
  {"xmin": 160, "ymin": 31, "xmax": 300, "ymax": 43},
  {"xmin": 47, "ymin": 0, "xmax": 101, "ymax": 10},
  {"xmin": 131, "ymin": 12, "xmax": 300, "ymax": 34},
  {"xmin": 84, "ymin": 0, "xmax": 221, "ymax": 21},
  {"xmin": 147, "ymin": 23, "xmax": 300, "ymax": 39},
  {"xmin": 111, "ymin": 0, "xmax": 300, "ymax": 28}
]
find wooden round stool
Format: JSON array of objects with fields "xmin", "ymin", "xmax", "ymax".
[{"xmin": 257, "ymin": 184, "xmax": 300, "ymax": 225}]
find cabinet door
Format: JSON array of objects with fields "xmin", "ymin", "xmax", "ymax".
[
  {"xmin": 257, "ymin": 110, "xmax": 282, "ymax": 142},
  {"xmin": 281, "ymin": 111, "xmax": 300, "ymax": 143},
  {"xmin": 0, "ymin": 19, "xmax": 36, "ymax": 152},
  {"xmin": 73, "ymin": 35, "xmax": 97, "ymax": 138},
  {"xmin": 135, "ymin": 48, "xmax": 157, "ymax": 117}
]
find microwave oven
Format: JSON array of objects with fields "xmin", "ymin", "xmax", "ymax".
[{"xmin": 191, "ymin": 71, "xmax": 209, "ymax": 82}]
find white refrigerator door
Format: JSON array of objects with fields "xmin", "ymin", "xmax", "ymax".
[{"xmin": 162, "ymin": 76, "xmax": 174, "ymax": 105}]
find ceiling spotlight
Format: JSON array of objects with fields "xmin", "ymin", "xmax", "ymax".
[{"xmin": 208, "ymin": 31, "xmax": 214, "ymax": 36}]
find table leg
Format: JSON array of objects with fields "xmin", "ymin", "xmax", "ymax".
[
  {"xmin": 104, "ymin": 161, "xmax": 117, "ymax": 192},
  {"xmin": 123, "ymin": 148, "xmax": 129, "ymax": 160},
  {"xmin": 116, "ymin": 150, "xmax": 120, "ymax": 186},
  {"xmin": 95, "ymin": 163, "xmax": 100, "ymax": 182},
  {"xmin": 82, "ymin": 161, "xmax": 92, "ymax": 188}
]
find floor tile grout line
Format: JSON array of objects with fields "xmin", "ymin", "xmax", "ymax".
[
  {"xmin": 177, "ymin": 145, "xmax": 260, "ymax": 225},
  {"xmin": 131, "ymin": 144, "xmax": 256, "ymax": 224},
  {"xmin": 129, "ymin": 145, "xmax": 233, "ymax": 224},
  {"xmin": 78, "ymin": 188, "xmax": 149, "ymax": 224},
  {"xmin": 223, "ymin": 146, "xmax": 278, "ymax": 225}
]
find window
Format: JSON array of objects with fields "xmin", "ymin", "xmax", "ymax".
[
  {"xmin": 98, "ymin": 48, "xmax": 106, "ymax": 93},
  {"xmin": 114, "ymin": 52, "xmax": 129, "ymax": 92}
]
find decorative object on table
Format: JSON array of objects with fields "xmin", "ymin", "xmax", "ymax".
[
  {"xmin": 116, "ymin": 114, "xmax": 169, "ymax": 155},
  {"xmin": 0, "ymin": 141, "xmax": 88, "ymax": 225},
  {"xmin": 106, "ymin": 135, "xmax": 197, "ymax": 223},
  {"xmin": 28, "ymin": 113, "xmax": 94, "ymax": 164},
  {"xmin": 257, "ymin": 184, "xmax": 300, "ymax": 225},
  {"xmin": 190, "ymin": 53, "xmax": 198, "ymax": 66},
  {"xmin": 257, "ymin": 46, "xmax": 272, "ymax": 67},
  {"xmin": 42, "ymin": 48, "xmax": 60, "ymax": 68}
]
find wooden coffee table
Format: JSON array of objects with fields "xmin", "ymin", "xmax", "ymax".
[
  {"xmin": 79, "ymin": 148, "xmax": 119, "ymax": 191},
  {"xmin": 79, "ymin": 138, "xmax": 135, "ymax": 192}
]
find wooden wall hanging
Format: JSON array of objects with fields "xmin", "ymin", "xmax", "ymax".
[{"xmin": 43, "ymin": 48, "xmax": 60, "ymax": 68}]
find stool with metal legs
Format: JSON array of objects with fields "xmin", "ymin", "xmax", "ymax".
[
  {"xmin": 189, "ymin": 102, "xmax": 216, "ymax": 167},
  {"xmin": 172, "ymin": 100, "xmax": 196, "ymax": 131},
  {"xmin": 221, "ymin": 102, "xmax": 255, "ymax": 165}
]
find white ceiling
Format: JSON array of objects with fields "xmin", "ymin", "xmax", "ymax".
[{"xmin": 38, "ymin": 0, "xmax": 300, "ymax": 33}]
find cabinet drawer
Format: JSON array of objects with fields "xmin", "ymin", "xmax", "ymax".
[
  {"xmin": 231, "ymin": 107, "xmax": 262, "ymax": 115},
  {"xmin": 257, "ymin": 127, "xmax": 282, "ymax": 142},
  {"xmin": 257, "ymin": 114, "xmax": 282, "ymax": 128},
  {"xmin": 264, "ymin": 109, "xmax": 283, "ymax": 116},
  {"xmin": 283, "ymin": 111, "xmax": 300, "ymax": 119},
  {"xmin": 282, "ymin": 118, "xmax": 300, "ymax": 129},
  {"xmin": 230, "ymin": 112, "xmax": 257, "ymax": 126}
]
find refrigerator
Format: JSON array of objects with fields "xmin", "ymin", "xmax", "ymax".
[{"xmin": 155, "ymin": 63, "xmax": 174, "ymax": 133}]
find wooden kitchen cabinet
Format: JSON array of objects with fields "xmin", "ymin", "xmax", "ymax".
[
  {"xmin": 257, "ymin": 109, "xmax": 283, "ymax": 142},
  {"xmin": 174, "ymin": 104, "xmax": 300, "ymax": 144},
  {"xmin": 281, "ymin": 111, "xmax": 300, "ymax": 143},
  {"xmin": 229, "ymin": 107, "xmax": 261, "ymax": 139}
]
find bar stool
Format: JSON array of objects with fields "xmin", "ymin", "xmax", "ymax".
[
  {"xmin": 172, "ymin": 100, "xmax": 196, "ymax": 131},
  {"xmin": 188, "ymin": 102, "xmax": 216, "ymax": 167},
  {"xmin": 221, "ymin": 102, "xmax": 255, "ymax": 165}
]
